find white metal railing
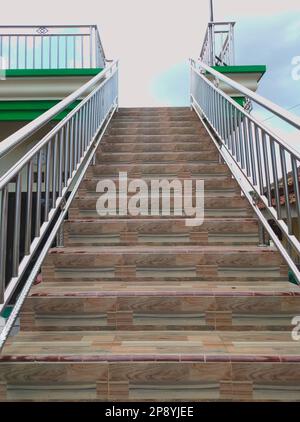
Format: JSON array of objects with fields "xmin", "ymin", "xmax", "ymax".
[
  {"xmin": 0, "ymin": 25, "xmax": 106, "ymax": 70},
  {"xmin": 200, "ymin": 22, "xmax": 235, "ymax": 66},
  {"xmin": 190, "ymin": 59, "xmax": 300, "ymax": 284},
  {"xmin": 0, "ymin": 60, "xmax": 118, "ymax": 346}
]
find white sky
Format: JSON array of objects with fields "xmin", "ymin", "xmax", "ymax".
[{"xmin": 1, "ymin": 0, "xmax": 300, "ymax": 106}]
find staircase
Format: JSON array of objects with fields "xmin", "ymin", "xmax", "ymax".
[{"xmin": 1, "ymin": 107, "xmax": 300, "ymax": 402}]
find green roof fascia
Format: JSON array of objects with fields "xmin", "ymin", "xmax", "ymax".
[
  {"xmin": 210, "ymin": 65, "xmax": 267, "ymax": 74},
  {"xmin": 4, "ymin": 68, "xmax": 103, "ymax": 78},
  {"xmin": 0, "ymin": 99, "xmax": 81, "ymax": 121}
]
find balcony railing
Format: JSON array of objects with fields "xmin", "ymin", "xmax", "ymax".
[
  {"xmin": 200, "ymin": 22, "xmax": 235, "ymax": 66},
  {"xmin": 0, "ymin": 25, "xmax": 106, "ymax": 70}
]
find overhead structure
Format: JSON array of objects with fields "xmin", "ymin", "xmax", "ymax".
[{"xmin": 199, "ymin": 1, "xmax": 266, "ymax": 107}]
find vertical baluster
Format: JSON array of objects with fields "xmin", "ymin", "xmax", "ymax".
[
  {"xmin": 49, "ymin": 36, "xmax": 52, "ymax": 69},
  {"xmin": 247, "ymin": 119, "xmax": 257, "ymax": 185},
  {"xmin": 74, "ymin": 113, "xmax": 78, "ymax": 169},
  {"xmin": 234, "ymin": 107, "xmax": 240, "ymax": 162},
  {"xmin": 8, "ymin": 36, "xmax": 11, "ymax": 69},
  {"xmin": 57, "ymin": 36, "xmax": 60, "ymax": 68},
  {"xmin": 292, "ymin": 157, "xmax": 300, "ymax": 239},
  {"xmin": 16, "ymin": 35, "xmax": 19, "ymax": 69},
  {"xmin": 25, "ymin": 161, "xmax": 33, "ymax": 255},
  {"xmin": 12, "ymin": 173, "xmax": 22, "ymax": 277},
  {"xmin": 69, "ymin": 118, "xmax": 74, "ymax": 176},
  {"xmin": 41, "ymin": 35, "xmax": 44, "ymax": 69},
  {"xmin": 33, "ymin": 36, "xmax": 36, "ymax": 69},
  {"xmin": 65, "ymin": 36, "xmax": 68, "ymax": 68},
  {"xmin": 270, "ymin": 139, "xmax": 282, "ymax": 219},
  {"xmin": 78, "ymin": 108, "xmax": 83, "ymax": 159},
  {"xmin": 237, "ymin": 111, "xmax": 245, "ymax": 169},
  {"xmin": 280, "ymin": 147, "xmax": 293, "ymax": 233},
  {"xmin": 254, "ymin": 125, "xmax": 264, "ymax": 195},
  {"xmin": 242, "ymin": 117, "xmax": 251, "ymax": 177},
  {"xmin": 73, "ymin": 36, "xmax": 76, "ymax": 68},
  {"xmin": 261, "ymin": 131, "xmax": 272, "ymax": 205},
  {"xmin": 35, "ymin": 150, "xmax": 42, "ymax": 236},
  {"xmin": 58, "ymin": 128, "xmax": 64, "ymax": 197},
  {"xmin": 44, "ymin": 142, "xmax": 51, "ymax": 221},
  {"xmin": 81, "ymin": 35, "xmax": 84, "ymax": 68},
  {"xmin": 0, "ymin": 186, "xmax": 8, "ymax": 300},
  {"xmin": 52, "ymin": 134, "xmax": 58, "ymax": 207},
  {"xmin": 64, "ymin": 122, "xmax": 70, "ymax": 185},
  {"xmin": 230, "ymin": 104, "xmax": 236, "ymax": 157},
  {"xmin": 25, "ymin": 36, "xmax": 28, "ymax": 69}
]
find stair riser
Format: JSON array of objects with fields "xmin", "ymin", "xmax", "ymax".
[
  {"xmin": 100, "ymin": 143, "xmax": 212, "ymax": 153},
  {"xmin": 64, "ymin": 220, "xmax": 258, "ymax": 237},
  {"xmin": 21, "ymin": 296, "xmax": 300, "ymax": 326},
  {"xmin": 109, "ymin": 128, "xmax": 205, "ymax": 136},
  {"xmin": 43, "ymin": 250, "xmax": 284, "ymax": 273},
  {"xmin": 63, "ymin": 219, "xmax": 258, "ymax": 247},
  {"xmin": 79, "ymin": 178, "xmax": 239, "ymax": 193},
  {"xmin": 90, "ymin": 163, "xmax": 230, "ymax": 178},
  {"xmin": 96, "ymin": 152, "xmax": 219, "ymax": 163},
  {"xmin": 103, "ymin": 135, "xmax": 211, "ymax": 144},
  {"xmin": 1, "ymin": 362, "xmax": 299, "ymax": 402},
  {"xmin": 71, "ymin": 197, "xmax": 251, "ymax": 213},
  {"xmin": 110, "ymin": 122, "xmax": 204, "ymax": 129}
]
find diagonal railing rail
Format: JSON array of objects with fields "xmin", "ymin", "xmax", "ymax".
[
  {"xmin": 190, "ymin": 59, "xmax": 300, "ymax": 285},
  {"xmin": 0, "ymin": 60, "xmax": 118, "ymax": 346}
]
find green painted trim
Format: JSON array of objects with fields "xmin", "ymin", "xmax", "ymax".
[
  {"xmin": 210, "ymin": 65, "xmax": 267, "ymax": 74},
  {"xmin": 0, "ymin": 99, "xmax": 81, "ymax": 121},
  {"xmin": 1, "ymin": 306, "xmax": 13, "ymax": 319},
  {"xmin": 5, "ymin": 68, "xmax": 103, "ymax": 78},
  {"xmin": 232, "ymin": 96, "xmax": 246, "ymax": 106},
  {"xmin": 0, "ymin": 100, "xmax": 81, "ymax": 111}
]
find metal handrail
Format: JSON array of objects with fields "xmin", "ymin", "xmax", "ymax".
[
  {"xmin": 196, "ymin": 60, "xmax": 300, "ymax": 133},
  {"xmin": 0, "ymin": 60, "xmax": 118, "ymax": 328},
  {"xmin": 190, "ymin": 58, "xmax": 300, "ymax": 285},
  {"xmin": 0, "ymin": 24, "xmax": 105, "ymax": 69}
]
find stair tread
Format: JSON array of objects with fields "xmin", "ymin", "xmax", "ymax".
[
  {"xmin": 48, "ymin": 245, "xmax": 278, "ymax": 254},
  {"xmin": 30, "ymin": 280, "xmax": 299, "ymax": 297},
  {"xmin": 2, "ymin": 330, "xmax": 299, "ymax": 362}
]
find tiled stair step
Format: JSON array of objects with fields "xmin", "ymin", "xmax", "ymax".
[
  {"xmin": 63, "ymin": 218, "xmax": 259, "ymax": 246},
  {"xmin": 96, "ymin": 152, "xmax": 219, "ymax": 163},
  {"xmin": 109, "ymin": 121, "xmax": 205, "ymax": 129},
  {"xmin": 108, "ymin": 128, "xmax": 205, "ymax": 136},
  {"xmin": 116, "ymin": 107, "xmax": 196, "ymax": 115},
  {"xmin": 70, "ymin": 195, "xmax": 252, "ymax": 217},
  {"xmin": 100, "ymin": 142, "xmax": 212, "ymax": 153},
  {"xmin": 41, "ymin": 246, "xmax": 286, "ymax": 283},
  {"xmin": 1, "ymin": 330, "xmax": 300, "ymax": 401},
  {"xmin": 79, "ymin": 177, "xmax": 240, "ymax": 194},
  {"xmin": 89, "ymin": 163, "xmax": 230, "ymax": 178},
  {"xmin": 19, "ymin": 280, "xmax": 300, "ymax": 331},
  {"xmin": 112, "ymin": 113, "xmax": 199, "ymax": 120},
  {"xmin": 102, "ymin": 135, "xmax": 211, "ymax": 144}
]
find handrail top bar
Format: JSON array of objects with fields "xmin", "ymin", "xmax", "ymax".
[
  {"xmin": 208, "ymin": 21, "xmax": 236, "ymax": 25},
  {"xmin": 0, "ymin": 24, "xmax": 99, "ymax": 28},
  {"xmin": 0, "ymin": 60, "xmax": 118, "ymax": 159},
  {"xmin": 194, "ymin": 59, "xmax": 300, "ymax": 131}
]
